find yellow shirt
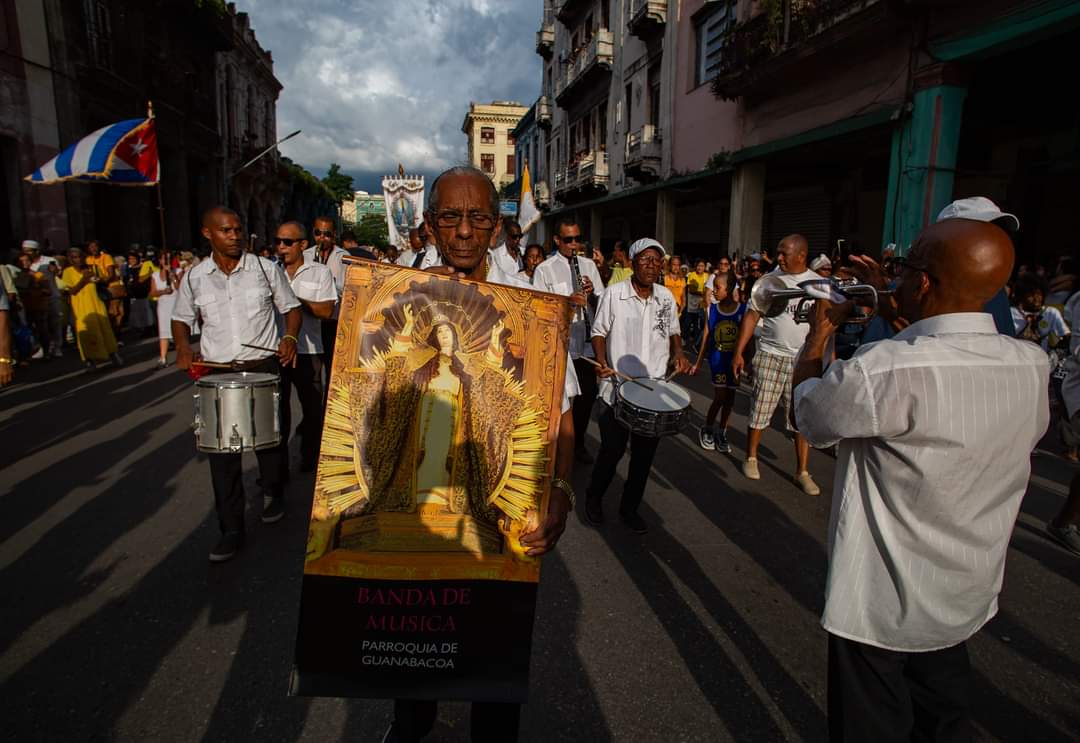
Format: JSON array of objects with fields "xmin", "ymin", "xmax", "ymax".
[
  {"xmin": 608, "ymin": 264, "xmax": 633, "ymax": 285},
  {"xmin": 664, "ymin": 274, "xmax": 686, "ymax": 312}
]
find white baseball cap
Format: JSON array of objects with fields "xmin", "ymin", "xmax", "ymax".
[
  {"xmin": 810, "ymin": 255, "xmax": 832, "ymax": 271},
  {"xmin": 628, "ymin": 238, "xmax": 666, "ymax": 260},
  {"xmin": 936, "ymin": 197, "xmax": 1019, "ymax": 232},
  {"xmin": 21, "ymin": 239, "xmax": 40, "ymax": 251}
]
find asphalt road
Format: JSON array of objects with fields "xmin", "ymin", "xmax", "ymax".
[{"xmin": 1, "ymin": 337, "xmax": 1077, "ymax": 742}]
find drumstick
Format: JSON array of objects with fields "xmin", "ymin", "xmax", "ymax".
[
  {"xmin": 241, "ymin": 343, "xmax": 281, "ymax": 354},
  {"xmin": 193, "ymin": 361, "xmax": 233, "ymax": 369},
  {"xmin": 578, "ymin": 356, "xmax": 654, "ymax": 391}
]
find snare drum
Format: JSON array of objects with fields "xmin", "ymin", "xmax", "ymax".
[
  {"xmin": 193, "ymin": 372, "xmax": 281, "ymax": 453},
  {"xmin": 613, "ymin": 378, "xmax": 691, "ymax": 437}
]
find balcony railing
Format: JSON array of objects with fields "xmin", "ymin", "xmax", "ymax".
[
  {"xmin": 625, "ymin": 124, "xmax": 662, "ymax": 179},
  {"xmin": 534, "ymin": 180, "xmax": 551, "ymax": 208},
  {"xmin": 536, "ymin": 24, "xmax": 555, "ymax": 58},
  {"xmin": 712, "ymin": 0, "xmax": 886, "ymax": 100},
  {"xmin": 576, "ymin": 150, "xmax": 609, "ymax": 188},
  {"xmin": 628, "ymin": 0, "xmax": 667, "ymax": 40},
  {"xmin": 554, "ymin": 29, "xmax": 614, "ymax": 104},
  {"xmin": 536, "ymin": 95, "xmax": 552, "ymax": 127}
]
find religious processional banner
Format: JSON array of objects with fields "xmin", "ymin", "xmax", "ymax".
[
  {"xmin": 291, "ymin": 261, "xmax": 570, "ymax": 703},
  {"xmin": 382, "ymin": 171, "xmax": 425, "ymax": 251}
]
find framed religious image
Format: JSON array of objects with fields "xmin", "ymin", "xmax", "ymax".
[{"xmin": 292, "ymin": 260, "xmax": 570, "ymax": 702}]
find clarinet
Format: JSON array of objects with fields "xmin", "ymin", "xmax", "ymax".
[{"xmin": 567, "ymin": 247, "xmax": 591, "ymax": 338}]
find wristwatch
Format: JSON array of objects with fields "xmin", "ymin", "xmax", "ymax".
[{"xmin": 550, "ymin": 477, "xmax": 576, "ymax": 510}]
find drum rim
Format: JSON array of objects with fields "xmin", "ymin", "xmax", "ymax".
[
  {"xmin": 615, "ymin": 376, "xmax": 692, "ymax": 407},
  {"xmin": 195, "ymin": 372, "xmax": 280, "ymax": 387}
]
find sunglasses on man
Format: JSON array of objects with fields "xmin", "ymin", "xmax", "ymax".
[
  {"xmin": 559, "ymin": 235, "xmax": 583, "ymax": 243},
  {"xmin": 313, "ymin": 229, "xmax": 334, "ymax": 237},
  {"xmin": 274, "ymin": 237, "xmax": 303, "ymax": 247}
]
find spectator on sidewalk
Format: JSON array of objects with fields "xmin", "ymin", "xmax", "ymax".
[
  {"xmin": 125, "ymin": 251, "xmax": 155, "ymax": 336},
  {"xmin": 149, "ymin": 251, "xmax": 179, "ymax": 368},
  {"xmin": 518, "ymin": 243, "xmax": 544, "ymax": 284},
  {"xmin": 24, "ymin": 240, "xmax": 63, "ymax": 358}
]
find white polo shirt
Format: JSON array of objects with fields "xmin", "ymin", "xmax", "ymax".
[
  {"xmin": 532, "ymin": 251, "xmax": 605, "ymax": 359},
  {"xmin": 303, "ymin": 244, "xmax": 349, "ymax": 318},
  {"xmin": 172, "ymin": 252, "xmax": 300, "ymax": 363},
  {"xmin": 591, "ymin": 278, "xmax": 680, "ymax": 406},
  {"xmin": 282, "ymin": 260, "xmax": 338, "ymax": 355}
]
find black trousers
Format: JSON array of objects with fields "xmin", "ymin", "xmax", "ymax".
[
  {"xmin": 279, "ymin": 353, "xmax": 324, "ymax": 467},
  {"xmin": 393, "ymin": 699, "xmax": 520, "ymax": 743},
  {"xmin": 827, "ymin": 633, "xmax": 973, "ymax": 743},
  {"xmin": 320, "ymin": 320, "xmax": 338, "ymax": 390},
  {"xmin": 586, "ymin": 401, "xmax": 661, "ymax": 515},
  {"xmin": 206, "ymin": 357, "xmax": 286, "ymax": 534},
  {"xmin": 572, "ymin": 357, "xmax": 598, "ymax": 451}
]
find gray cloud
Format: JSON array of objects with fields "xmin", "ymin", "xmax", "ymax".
[{"xmin": 239, "ymin": 0, "xmax": 541, "ymax": 192}]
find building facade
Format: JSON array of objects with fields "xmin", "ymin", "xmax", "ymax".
[
  {"xmin": 217, "ymin": 2, "xmax": 286, "ymax": 248},
  {"xmin": 341, "ymin": 191, "xmax": 385, "ymax": 224},
  {"xmin": 462, "ymin": 101, "xmax": 528, "ymax": 192},
  {"xmin": 528, "ymin": 0, "xmax": 1080, "ymax": 265}
]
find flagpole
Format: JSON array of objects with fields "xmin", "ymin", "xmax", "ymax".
[{"xmin": 148, "ymin": 101, "xmax": 168, "ymax": 252}]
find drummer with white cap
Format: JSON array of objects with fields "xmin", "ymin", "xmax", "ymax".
[{"xmin": 585, "ymin": 237, "xmax": 691, "ymax": 534}]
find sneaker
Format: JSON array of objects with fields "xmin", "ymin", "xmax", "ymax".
[
  {"xmin": 584, "ymin": 495, "xmax": 604, "ymax": 526},
  {"xmin": 1046, "ymin": 521, "xmax": 1080, "ymax": 556},
  {"xmin": 156, "ymin": 358, "xmax": 168, "ymax": 369},
  {"xmin": 262, "ymin": 496, "xmax": 285, "ymax": 524},
  {"xmin": 698, "ymin": 426, "xmax": 716, "ymax": 451},
  {"xmin": 796, "ymin": 471, "xmax": 821, "ymax": 496},
  {"xmin": 715, "ymin": 429, "xmax": 732, "ymax": 454},
  {"xmin": 742, "ymin": 457, "xmax": 760, "ymax": 480},
  {"xmin": 209, "ymin": 531, "xmax": 244, "ymax": 563},
  {"xmin": 619, "ymin": 510, "xmax": 648, "ymax": 535},
  {"xmin": 51, "ymin": 347, "xmax": 63, "ymax": 359}
]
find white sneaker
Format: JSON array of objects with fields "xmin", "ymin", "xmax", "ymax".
[
  {"xmin": 742, "ymin": 457, "xmax": 760, "ymax": 480},
  {"xmin": 797, "ymin": 471, "xmax": 821, "ymax": 496},
  {"xmin": 51, "ymin": 348, "xmax": 63, "ymax": 358}
]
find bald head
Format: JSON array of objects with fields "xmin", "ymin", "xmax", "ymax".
[
  {"xmin": 900, "ymin": 218, "xmax": 1014, "ymax": 320},
  {"xmin": 202, "ymin": 206, "xmax": 239, "ymax": 229},
  {"xmin": 777, "ymin": 234, "xmax": 809, "ymax": 274}
]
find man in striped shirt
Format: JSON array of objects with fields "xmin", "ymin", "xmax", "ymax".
[{"xmin": 793, "ymin": 218, "xmax": 1050, "ymax": 742}]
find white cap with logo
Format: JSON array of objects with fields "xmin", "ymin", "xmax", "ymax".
[
  {"xmin": 628, "ymin": 238, "xmax": 666, "ymax": 260},
  {"xmin": 936, "ymin": 196, "xmax": 1019, "ymax": 232},
  {"xmin": 21, "ymin": 239, "xmax": 40, "ymax": 251}
]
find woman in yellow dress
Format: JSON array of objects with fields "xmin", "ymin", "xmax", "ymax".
[{"xmin": 62, "ymin": 248, "xmax": 122, "ymax": 368}]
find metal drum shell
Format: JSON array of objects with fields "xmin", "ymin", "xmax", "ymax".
[
  {"xmin": 193, "ymin": 372, "xmax": 281, "ymax": 453},
  {"xmin": 613, "ymin": 378, "xmax": 691, "ymax": 438}
]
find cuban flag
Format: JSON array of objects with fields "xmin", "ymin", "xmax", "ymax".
[{"xmin": 25, "ymin": 117, "xmax": 159, "ymax": 185}]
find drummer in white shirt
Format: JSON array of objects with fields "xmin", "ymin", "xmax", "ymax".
[
  {"xmin": 532, "ymin": 218, "xmax": 606, "ymax": 463},
  {"xmin": 276, "ymin": 221, "xmax": 338, "ymax": 474},
  {"xmin": 172, "ymin": 206, "xmax": 302, "ymax": 563},
  {"xmin": 585, "ymin": 237, "xmax": 691, "ymax": 534}
]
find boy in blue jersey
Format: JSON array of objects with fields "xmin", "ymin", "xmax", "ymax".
[{"xmin": 691, "ymin": 270, "xmax": 746, "ymax": 453}]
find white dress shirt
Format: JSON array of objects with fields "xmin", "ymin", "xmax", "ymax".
[
  {"xmin": 172, "ymin": 252, "xmax": 300, "ymax": 363},
  {"xmin": 282, "ymin": 260, "xmax": 338, "ymax": 355},
  {"xmin": 532, "ymin": 251, "xmax": 605, "ymax": 359},
  {"xmin": 490, "ymin": 242, "xmax": 524, "ymax": 276},
  {"xmin": 303, "ymin": 245, "xmax": 349, "ymax": 318},
  {"xmin": 486, "ymin": 261, "xmax": 579, "ymax": 414},
  {"xmin": 794, "ymin": 312, "xmax": 1050, "ymax": 651},
  {"xmin": 591, "ymin": 279, "xmax": 680, "ymax": 406}
]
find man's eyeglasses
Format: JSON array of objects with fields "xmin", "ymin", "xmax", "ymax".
[
  {"xmin": 507, "ymin": 232, "xmax": 523, "ymax": 241},
  {"xmin": 432, "ymin": 210, "xmax": 496, "ymax": 229},
  {"xmin": 635, "ymin": 256, "xmax": 663, "ymax": 267},
  {"xmin": 274, "ymin": 237, "xmax": 301, "ymax": 246},
  {"xmin": 313, "ymin": 229, "xmax": 334, "ymax": 237},
  {"xmin": 559, "ymin": 235, "xmax": 583, "ymax": 243},
  {"xmin": 892, "ymin": 256, "xmax": 939, "ymax": 284}
]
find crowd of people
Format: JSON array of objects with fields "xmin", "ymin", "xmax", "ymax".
[{"xmin": 1, "ymin": 173, "xmax": 1077, "ymax": 741}]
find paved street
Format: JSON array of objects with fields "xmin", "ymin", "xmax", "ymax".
[{"xmin": 1, "ymin": 338, "xmax": 1077, "ymax": 742}]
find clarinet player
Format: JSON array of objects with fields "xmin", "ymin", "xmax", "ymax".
[{"xmin": 532, "ymin": 218, "xmax": 605, "ymax": 464}]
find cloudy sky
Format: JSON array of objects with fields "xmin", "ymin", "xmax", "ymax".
[{"xmin": 238, "ymin": 0, "xmax": 543, "ymax": 193}]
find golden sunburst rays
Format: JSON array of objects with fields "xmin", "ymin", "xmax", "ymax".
[
  {"xmin": 316, "ymin": 381, "xmax": 367, "ymax": 516},
  {"xmin": 489, "ymin": 403, "xmax": 549, "ymax": 523},
  {"xmin": 358, "ymin": 275, "xmax": 526, "ymax": 368}
]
